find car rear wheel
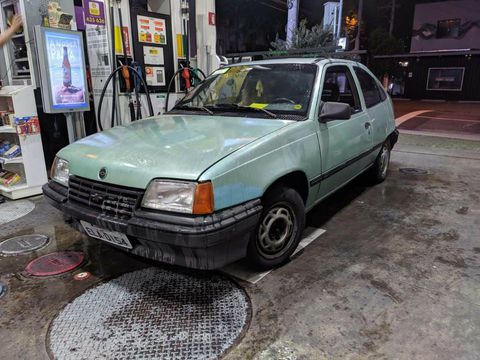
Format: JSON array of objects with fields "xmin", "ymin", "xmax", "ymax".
[
  {"xmin": 369, "ymin": 140, "xmax": 391, "ymax": 183},
  {"xmin": 247, "ymin": 185, "xmax": 305, "ymax": 270}
]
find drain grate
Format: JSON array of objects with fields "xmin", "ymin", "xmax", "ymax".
[
  {"xmin": 0, "ymin": 234, "xmax": 49, "ymax": 256},
  {"xmin": 49, "ymin": 267, "xmax": 250, "ymax": 360},
  {"xmin": 399, "ymin": 168, "xmax": 428, "ymax": 175},
  {"xmin": 25, "ymin": 251, "xmax": 84, "ymax": 277},
  {"xmin": 0, "ymin": 200, "xmax": 35, "ymax": 225}
]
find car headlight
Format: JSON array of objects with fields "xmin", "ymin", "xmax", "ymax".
[
  {"xmin": 142, "ymin": 180, "xmax": 214, "ymax": 215},
  {"xmin": 51, "ymin": 157, "xmax": 70, "ymax": 187}
]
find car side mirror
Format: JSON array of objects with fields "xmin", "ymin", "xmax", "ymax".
[{"xmin": 319, "ymin": 102, "xmax": 351, "ymax": 122}]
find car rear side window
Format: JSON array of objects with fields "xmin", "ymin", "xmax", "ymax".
[{"xmin": 354, "ymin": 67, "xmax": 386, "ymax": 108}]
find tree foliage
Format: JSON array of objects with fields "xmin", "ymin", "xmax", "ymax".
[
  {"xmin": 368, "ymin": 28, "xmax": 406, "ymax": 78},
  {"xmin": 345, "ymin": 12, "xmax": 359, "ymax": 40},
  {"xmin": 270, "ymin": 19, "xmax": 334, "ymax": 50},
  {"xmin": 368, "ymin": 28, "xmax": 405, "ymax": 56}
]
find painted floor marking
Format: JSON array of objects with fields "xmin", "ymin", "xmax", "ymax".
[
  {"xmin": 398, "ymin": 129, "xmax": 480, "ymax": 141},
  {"xmin": 221, "ymin": 227, "xmax": 326, "ymax": 284},
  {"xmin": 395, "ymin": 110, "xmax": 432, "ymax": 126},
  {"xmin": 0, "ymin": 200, "xmax": 35, "ymax": 225},
  {"xmin": 414, "ymin": 115, "xmax": 480, "ymax": 123}
]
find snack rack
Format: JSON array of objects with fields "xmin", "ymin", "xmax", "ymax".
[{"xmin": 0, "ymin": 85, "xmax": 47, "ymax": 199}]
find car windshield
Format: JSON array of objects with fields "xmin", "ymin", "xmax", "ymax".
[{"xmin": 173, "ymin": 63, "xmax": 317, "ymax": 119}]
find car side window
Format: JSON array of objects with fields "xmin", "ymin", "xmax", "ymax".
[
  {"xmin": 354, "ymin": 67, "xmax": 386, "ymax": 108},
  {"xmin": 378, "ymin": 83, "xmax": 387, "ymax": 102},
  {"xmin": 321, "ymin": 66, "xmax": 362, "ymax": 113}
]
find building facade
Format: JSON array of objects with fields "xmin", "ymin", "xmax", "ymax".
[{"xmin": 374, "ymin": 0, "xmax": 480, "ymax": 101}]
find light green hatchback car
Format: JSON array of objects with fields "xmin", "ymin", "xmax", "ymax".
[{"xmin": 43, "ymin": 58, "xmax": 398, "ymax": 270}]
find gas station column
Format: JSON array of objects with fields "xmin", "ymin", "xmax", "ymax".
[
  {"xmin": 287, "ymin": 0, "xmax": 299, "ymax": 46},
  {"xmin": 195, "ymin": 0, "xmax": 219, "ymax": 76}
]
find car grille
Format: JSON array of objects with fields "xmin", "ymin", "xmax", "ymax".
[{"xmin": 68, "ymin": 176, "xmax": 144, "ymax": 220}]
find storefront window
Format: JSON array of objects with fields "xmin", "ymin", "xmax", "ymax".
[{"xmin": 426, "ymin": 68, "xmax": 464, "ymax": 91}]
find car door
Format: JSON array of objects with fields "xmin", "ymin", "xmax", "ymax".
[
  {"xmin": 352, "ymin": 66, "xmax": 389, "ymax": 163},
  {"xmin": 314, "ymin": 64, "xmax": 373, "ymax": 199}
]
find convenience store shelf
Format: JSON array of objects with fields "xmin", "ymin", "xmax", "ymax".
[
  {"xmin": 0, "ymin": 183, "xmax": 43, "ymax": 200},
  {"xmin": 0, "ymin": 86, "xmax": 47, "ymax": 199},
  {"xmin": 0, "ymin": 182, "xmax": 27, "ymax": 192},
  {"xmin": 0, "ymin": 156, "xmax": 22, "ymax": 164},
  {"xmin": 0, "ymin": 125, "xmax": 16, "ymax": 133}
]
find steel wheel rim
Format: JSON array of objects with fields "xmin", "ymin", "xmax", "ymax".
[
  {"xmin": 257, "ymin": 204, "xmax": 296, "ymax": 259},
  {"xmin": 379, "ymin": 145, "xmax": 390, "ymax": 178}
]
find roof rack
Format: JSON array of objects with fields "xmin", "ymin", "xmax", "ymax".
[{"xmin": 223, "ymin": 47, "xmax": 367, "ymax": 64}]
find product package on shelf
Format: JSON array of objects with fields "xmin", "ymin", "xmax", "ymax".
[
  {"xmin": 0, "ymin": 169, "xmax": 21, "ymax": 187},
  {"xmin": 48, "ymin": 2, "xmax": 61, "ymax": 27},
  {"xmin": 0, "ymin": 111, "xmax": 14, "ymax": 127},
  {"xmin": 3, "ymin": 144, "xmax": 21, "ymax": 159},
  {"xmin": 48, "ymin": 2, "xmax": 72, "ymax": 29},
  {"xmin": 15, "ymin": 116, "xmax": 41, "ymax": 136},
  {"xmin": 0, "ymin": 141, "xmax": 21, "ymax": 159},
  {"xmin": 0, "ymin": 140, "xmax": 11, "ymax": 154}
]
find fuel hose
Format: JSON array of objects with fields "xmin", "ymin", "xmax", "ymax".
[
  {"xmin": 165, "ymin": 67, "xmax": 206, "ymax": 112},
  {"xmin": 97, "ymin": 66, "xmax": 154, "ymax": 131}
]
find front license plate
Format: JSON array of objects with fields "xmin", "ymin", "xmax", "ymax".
[{"xmin": 80, "ymin": 221, "xmax": 133, "ymax": 249}]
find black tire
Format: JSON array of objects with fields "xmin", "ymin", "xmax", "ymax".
[
  {"xmin": 247, "ymin": 185, "xmax": 305, "ymax": 270},
  {"xmin": 369, "ymin": 140, "xmax": 391, "ymax": 183}
]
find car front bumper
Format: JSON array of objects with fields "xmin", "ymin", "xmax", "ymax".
[{"xmin": 42, "ymin": 181, "xmax": 262, "ymax": 270}]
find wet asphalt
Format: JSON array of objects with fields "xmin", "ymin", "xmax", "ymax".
[{"xmin": 0, "ymin": 134, "xmax": 479, "ymax": 360}]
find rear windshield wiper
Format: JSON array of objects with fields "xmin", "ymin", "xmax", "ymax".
[
  {"xmin": 173, "ymin": 105, "xmax": 214, "ymax": 115},
  {"xmin": 206, "ymin": 103, "xmax": 278, "ymax": 119}
]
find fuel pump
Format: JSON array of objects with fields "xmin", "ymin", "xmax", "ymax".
[
  {"xmin": 96, "ymin": 0, "xmax": 154, "ymax": 131},
  {"xmin": 165, "ymin": 0, "xmax": 206, "ymax": 111}
]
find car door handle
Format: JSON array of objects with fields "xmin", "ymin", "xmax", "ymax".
[{"xmin": 364, "ymin": 122, "xmax": 371, "ymax": 130}]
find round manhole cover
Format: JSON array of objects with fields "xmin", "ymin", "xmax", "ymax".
[
  {"xmin": 0, "ymin": 200, "xmax": 35, "ymax": 225},
  {"xmin": 25, "ymin": 251, "xmax": 84, "ymax": 277},
  {"xmin": 0, "ymin": 282, "xmax": 6, "ymax": 298},
  {"xmin": 0, "ymin": 234, "xmax": 49, "ymax": 256},
  {"xmin": 49, "ymin": 267, "xmax": 250, "ymax": 360},
  {"xmin": 399, "ymin": 168, "xmax": 428, "ymax": 175}
]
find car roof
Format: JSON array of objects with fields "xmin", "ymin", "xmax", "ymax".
[{"xmin": 226, "ymin": 57, "xmax": 361, "ymax": 67}]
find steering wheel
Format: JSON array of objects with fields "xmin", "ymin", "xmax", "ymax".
[{"xmin": 271, "ymin": 97, "xmax": 296, "ymax": 104}]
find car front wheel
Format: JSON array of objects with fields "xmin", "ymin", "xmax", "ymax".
[{"xmin": 247, "ymin": 185, "xmax": 305, "ymax": 270}]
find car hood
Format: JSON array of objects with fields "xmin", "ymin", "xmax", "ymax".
[{"xmin": 59, "ymin": 114, "xmax": 293, "ymax": 188}]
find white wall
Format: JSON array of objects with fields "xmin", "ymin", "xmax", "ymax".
[{"xmin": 195, "ymin": 0, "xmax": 219, "ymax": 76}]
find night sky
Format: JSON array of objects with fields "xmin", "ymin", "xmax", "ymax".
[{"xmin": 216, "ymin": 0, "xmax": 451, "ymax": 54}]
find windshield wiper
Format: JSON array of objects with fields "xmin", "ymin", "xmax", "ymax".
[
  {"xmin": 173, "ymin": 105, "xmax": 214, "ymax": 115},
  {"xmin": 206, "ymin": 103, "xmax": 278, "ymax": 119}
]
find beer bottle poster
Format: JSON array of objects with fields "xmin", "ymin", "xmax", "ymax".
[{"xmin": 44, "ymin": 30, "xmax": 87, "ymax": 109}]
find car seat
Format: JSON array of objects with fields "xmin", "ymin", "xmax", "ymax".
[{"xmin": 321, "ymin": 82, "xmax": 340, "ymax": 102}]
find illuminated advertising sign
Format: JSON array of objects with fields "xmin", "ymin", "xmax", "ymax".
[
  {"xmin": 35, "ymin": 26, "xmax": 89, "ymax": 113},
  {"xmin": 45, "ymin": 31, "xmax": 87, "ymax": 109}
]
